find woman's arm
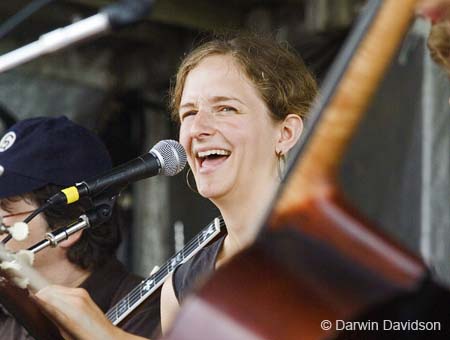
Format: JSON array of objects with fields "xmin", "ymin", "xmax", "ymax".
[
  {"xmin": 34, "ymin": 285, "xmax": 149, "ymax": 340},
  {"xmin": 160, "ymin": 273, "xmax": 181, "ymax": 334}
]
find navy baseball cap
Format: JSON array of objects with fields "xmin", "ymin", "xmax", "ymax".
[{"xmin": 0, "ymin": 116, "xmax": 112, "ymax": 199}]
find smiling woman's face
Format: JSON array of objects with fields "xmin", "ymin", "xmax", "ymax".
[{"xmin": 178, "ymin": 55, "xmax": 280, "ymax": 202}]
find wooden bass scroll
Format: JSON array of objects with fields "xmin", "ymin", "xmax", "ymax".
[{"xmin": 164, "ymin": 0, "xmax": 450, "ymax": 339}]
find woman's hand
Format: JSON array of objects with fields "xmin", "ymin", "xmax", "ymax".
[{"xmin": 33, "ymin": 285, "xmax": 141, "ymax": 340}]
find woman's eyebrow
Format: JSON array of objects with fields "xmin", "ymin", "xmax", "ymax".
[
  {"xmin": 210, "ymin": 96, "xmax": 244, "ymax": 105},
  {"xmin": 180, "ymin": 96, "xmax": 244, "ymax": 110},
  {"xmin": 179, "ymin": 102, "xmax": 196, "ymax": 111}
]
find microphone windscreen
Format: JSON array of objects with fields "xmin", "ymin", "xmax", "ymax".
[{"xmin": 150, "ymin": 140, "xmax": 186, "ymax": 176}]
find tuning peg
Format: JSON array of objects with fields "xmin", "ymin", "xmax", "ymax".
[
  {"xmin": 15, "ymin": 249, "xmax": 35, "ymax": 266},
  {"xmin": 0, "ymin": 260, "xmax": 29, "ymax": 289},
  {"xmin": 0, "ymin": 249, "xmax": 35, "ymax": 289},
  {"xmin": 0, "ymin": 221, "xmax": 29, "ymax": 242},
  {"xmin": 8, "ymin": 222, "xmax": 29, "ymax": 241}
]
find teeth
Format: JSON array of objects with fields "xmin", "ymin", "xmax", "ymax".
[{"xmin": 197, "ymin": 149, "xmax": 231, "ymax": 158}]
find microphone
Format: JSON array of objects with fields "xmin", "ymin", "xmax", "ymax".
[
  {"xmin": 0, "ymin": 0, "xmax": 154, "ymax": 73},
  {"xmin": 47, "ymin": 140, "xmax": 186, "ymax": 206}
]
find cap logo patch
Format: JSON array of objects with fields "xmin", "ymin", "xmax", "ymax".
[{"xmin": 0, "ymin": 132, "xmax": 16, "ymax": 152}]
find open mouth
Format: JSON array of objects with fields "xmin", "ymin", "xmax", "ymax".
[{"xmin": 196, "ymin": 149, "xmax": 231, "ymax": 171}]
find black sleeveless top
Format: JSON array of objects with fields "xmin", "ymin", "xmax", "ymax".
[{"xmin": 172, "ymin": 233, "xmax": 226, "ymax": 303}]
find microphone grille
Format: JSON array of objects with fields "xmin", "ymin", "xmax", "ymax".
[{"xmin": 150, "ymin": 140, "xmax": 187, "ymax": 176}]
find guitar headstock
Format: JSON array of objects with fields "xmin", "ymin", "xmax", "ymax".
[
  {"xmin": 0, "ymin": 243, "xmax": 47, "ymax": 292},
  {"xmin": 0, "ymin": 243, "xmax": 62, "ymax": 340}
]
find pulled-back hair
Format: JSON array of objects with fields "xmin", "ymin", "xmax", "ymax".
[
  {"xmin": 428, "ymin": 20, "xmax": 450, "ymax": 75},
  {"xmin": 169, "ymin": 32, "xmax": 318, "ymax": 123},
  {"xmin": 0, "ymin": 184, "xmax": 121, "ymax": 270}
]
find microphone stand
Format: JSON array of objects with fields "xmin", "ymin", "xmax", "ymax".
[
  {"xmin": 0, "ymin": 0, "xmax": 154, "ymax": 73},
  {"xmin": 28, "ymin": 194, "xmax": 116, "ymax": 254}
]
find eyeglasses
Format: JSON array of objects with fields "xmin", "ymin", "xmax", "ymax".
[{"xmin": 1, "ymin": 210, "xmax": 35, "ymax": 222}]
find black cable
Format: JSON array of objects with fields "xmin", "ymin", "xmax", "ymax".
[
  {"xmin": 23, "ymin": 202, "xmax": 50, "ymax": 224},
  {"xmin": 1, "ymin": 234, "xmax": 11, "ymax": 244},
  {"xmin": 0, "ymin": 0, "xmax": 56, "ymax": 40},
  {"xmin": 1, "ymin": 201, "xmax": 50, "ymax": 245}
]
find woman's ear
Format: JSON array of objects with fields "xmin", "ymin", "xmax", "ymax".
[
  {"xmin": 276, "ymin": 114, "xmax": 303, "ymax": 155},
  {"xmin": 58, "ymin": 230, "xmax": 83, "ymax": 249}
]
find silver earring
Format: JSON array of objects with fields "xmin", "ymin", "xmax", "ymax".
[
  {"xmin": 185, "ymin": 167, "xmax": 198, "ymax": 194},
  {"xmin": 276, "ymin": 150, "xmax": 286, "ymax": 181}
]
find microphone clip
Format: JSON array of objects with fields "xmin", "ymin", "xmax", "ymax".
[{"xmin": 103, "ymin": 0, "xmax": 155, "ymax": 30}]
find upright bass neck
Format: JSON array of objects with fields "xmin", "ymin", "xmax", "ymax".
[
  {"xmin": 277, "ymin": 0, "xmax": 416, "ymax": 207},
  {"xmin": 270, "ymin": 0, "xmax": 425, "ymax": 286}
]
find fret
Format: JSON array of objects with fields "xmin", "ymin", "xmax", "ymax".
[
  {"xmin": 129, "ymin": 291, "xmax": 140, "ymax": 306},
  {"xmin": 166, "ymin": 260, "xmax": 173, "ymax": 273},
  {"xmin": 117, "ymin": 299, "xmax": 128, "ymax": 317},
  {"xmin": 106, "ymin": 217, "xmax": 223, "ymax": 325}
]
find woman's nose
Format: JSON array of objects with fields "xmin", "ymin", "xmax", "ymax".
[{"xmin": 190, "ymin": 109, "xmax": 216, "ymax": 138}]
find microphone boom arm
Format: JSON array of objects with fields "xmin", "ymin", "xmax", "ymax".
[
  {"xmin": 0, "ymin": 14, "xmax": 109, "ymax": 73},
  {"xmin": 0, "ymin": 0, "xmax": 154, "ymax": 73}
]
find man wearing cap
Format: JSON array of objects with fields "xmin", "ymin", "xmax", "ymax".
[{"xmin": 0, "ymin": 116, "xmax": 160, "ymax": 339}]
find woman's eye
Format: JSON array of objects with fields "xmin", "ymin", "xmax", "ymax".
[
  {"xmin": 219, "ymin": 106, "xmax": 236, "ymax": 113},
  {"xmin": 180, "ymin": 110, "xmax": 197, "ymax": 121}
]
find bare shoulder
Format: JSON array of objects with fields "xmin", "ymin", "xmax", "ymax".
[{"xmin": 160, "ymin": 273, "xmax": 180, "ymax": 334}]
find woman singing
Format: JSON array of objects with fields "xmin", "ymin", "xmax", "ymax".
[{"xmin": 34, "ymin": 33, "xmax": 318, "ymax": 339}]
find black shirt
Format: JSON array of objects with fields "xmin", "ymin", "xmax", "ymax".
[{"xmin": 172, "ymin": 235, "xmax": 226, "ymax": 303}]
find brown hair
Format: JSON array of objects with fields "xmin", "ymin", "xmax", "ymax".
[
  {"xmin": 0, "ymin": 184, "xmax": 121, "ymax": 270},
  {"xmin": 428, "ymin": 20, "xmax": 450, "ymax": 75},
  {"xmin": 169, "ymin": 33, "xmax": 318, "ymax": 123}
]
